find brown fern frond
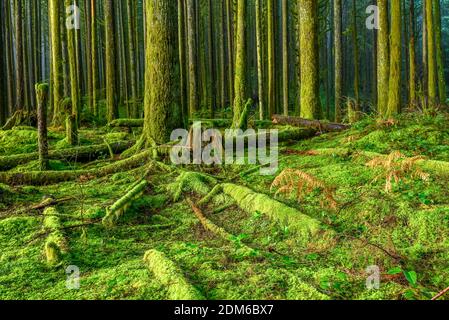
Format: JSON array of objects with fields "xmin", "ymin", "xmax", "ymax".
[
  {"xmin": 366, "ymin": 151, "xmax": 430, "ymax": 192},
  {"xmin": 271, "ymin": 169, "xmax": 339, "ymax": 210}
]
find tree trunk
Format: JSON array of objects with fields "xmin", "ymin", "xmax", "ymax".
[
  {"xmin": 187, "ymin": 0, "xmax": 198, "ymax": 115},
  {"xmin": 377, "ymin": 0, "xmax": 389, "ymax": 116},
  {"xmin": 299, "ymin": 0, "xmax": 321, "ymax": 120},
  {"xmin": 105, "ymin": 0, "xmax": 118, "ymax": 122},
  {"xmin": 36, "ymin": 83, "xmax": 49, "ymax": 171},
  {"xmin": 144, "ymin": 0, "xmax": 183, "ymax": 145},
  {"xmin": 232, "ymin": 0, "xmax": 248, "ymax": 129},
  {"xmin": 334, "ymin": 0, "xmax": 342, "ymax": 122},
  {"xmin": 386, "ymin": 0, "xmax": 402, "ymax": 117}
]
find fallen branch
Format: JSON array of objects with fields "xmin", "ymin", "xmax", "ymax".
[
  {"xmin": 221, "ymin": 183, "xmax": 332, "ymax": 243},
  {"xmin": 143, "ymin": 249, "xmax": 204, "ymax": 300},
  {"xmin": 0, "ymin": 141, "xmax": 134, "ymax": 171},
  {"xmin": 43, "ymin": 207, "xmax": 69, "ymax": 265},
  {"xmin": 432, "ymin": 286, "xmax": 449, "ymax": 301},
  {"xmin": 272, "ymin": 115, "xmax": 350, "ymax": 132},
  {"xmin": 187, "ymin": 198, "xmax": 257, "ymax": 257},
  {"xmin": 107, "ymin": 119, "xmax": 144, "ymax": 128},
  {"xmin": 1, "ymin": 196, "xmax": 74, "ymax": 218},
  {"xmin": 102, "ymin": 180, "xmax": 149, "ymax": 227},
  {"xmin": 0, "ymin": 150, "xmax": 153, "ymax": 186}
]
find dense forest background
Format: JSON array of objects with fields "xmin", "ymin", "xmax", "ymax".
[{"xmin": 1, "ymin": 0, "xmax": 449, "ymax": 127}]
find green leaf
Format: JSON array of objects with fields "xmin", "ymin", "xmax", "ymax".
[
  {"xmin": 403, "ymin": 270, "xmax": 418, "ymax": 287},
  {"xmin": 387, "ymin": 267, "xmax": 402, "ymax": 275}
]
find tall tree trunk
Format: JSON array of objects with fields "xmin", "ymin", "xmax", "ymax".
[
  {"xmin": 91, "ymin": 0, "xmax": 99, "ymax": 116},
  {"xmin": 144, "ymin": 0, "xmax": 183, "ymax": 145},
  {"xmin": 434, "ymin": 0, "xmax": 446, "ymax": 103},
  {"xmin": 426, "ymin": 0, "xmax": 437, "ymax": 104},
  {"xmin": 299, "ymin": 0, "xmax": 320, "ymax": 120},
  {"xmin": 232, "ymin": 0, "xmax": 247, "ymax": 129},
  {"xmin": 386, "ymin": 0, "xmax": 402, "ymax": 117},
  {"xmin": 352, "ymin": 0, "xmax": 359, "ymax": 106},
  {"xmin": 5, "ymin": 0, "xmax": 15, "ymax": 116},
  {"xmin": 409, "ymin": 0, "xmax": 417, "ymax": 106},
  {"xmin": 65, "ymin": 0, "xmax": 80, "ymax": 144},
  {"xmin": 14, "ymin": 0, "xmax": 25, "ymax": 110},
  {"xmin": 255, "ymin": 0, "xmax": 264, "ymax": 120},
  {"xmin": 127, "ymin": 0, "xmax": 138, "ymax": 118},
  {"xmin": 49, "ymin": 0, "xmax": 64, "ymax": 126},
  {"xmin": 226, "ymin": 0, "xmax": 234, "ymax": 106},
  {"xmin": 334, "ymin": 0, "xmax": 342, "ymax": 122},
  {"xmin": 377, "ymin": 0, "xmax": 389, "ymax": 116},
  {"xmin": 187, "ymin": 0, "xmax": 198, "ymax": 115},
  {"xmin": 36, "ymin": 83, "xmax": 49, "ymax": 170},
  {"xmin": 282, "ymin": 0, "xmax": 288, "ymax": 116},
  {"xmin": 267, "ymin": 0, "xmax": 275, "ymax": 117},
  {"xmin": 105, "ymin": 0, "xmax": 118, "ymax": 122}
]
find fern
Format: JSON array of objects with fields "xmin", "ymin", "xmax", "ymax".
[
  {"xmin": 366, "ymin": 151, "xmax": 430, "ymax": 192},
  {"xmin": 271, "ymin": 169, "xmax": 338, "ymax": 210}
]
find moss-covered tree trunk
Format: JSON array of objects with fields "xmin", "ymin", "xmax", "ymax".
[
  {"xmin": 14, "ymin": 0, "xmax": 25, "ymax": 110},
  {"xmin": 91, "ymin": 0, "xmax": 99, "ymax": 116},
  {"xmin": 126, "ymin": 0, "xmax": 137, "ymax": 118},
  {"xmin": 5, "ymin": 0, "xmax": 14, "ymax": 116},
  {"xmin": 178, "ymin": 0, "xmax": 188, "ymax": 125},
  {"xmin": 187, "ymin": 0, "xmax": 198, "ymax": 115},
  {"xmin": 143, "ymin": 0, "xmax": 183, "ymax": 145},
  {"xmin": 226, "ymin": 0, "xmax": 234, "ymax": 106},
  {"xmin": 255, "ymin": 0, "xmax": 264, "ymax": 120},
  {"xmin": 36, "ymin": 83, "xmax": 49, "ymax": 171},
  {"xmin": 409, "ymin": 0, "xmax": 417, "ymax": 106},
  {"xmin": 105, "ymin": 0, "xmax": 118, "ymax": 122},
  {"xmin": 334, "ymin": 0, "xmax": 342, "ymax": 122},
  {"xmin": 267, "ymin": 0, "xmax": 275, "ymax": 117},
  {"xmin": 386, "ymin": 0, "xmax": 402, "ymax": 117},
  {"xmin": 426, "ymin": 0, "xmax": 437, "ymax": 105},
  {"xmin": 232, "ymin": 0, "xmax": 248, "ymax": 129},
  {"xmin": 299, "ymin": 0, "xmax": 320, "ymax": 120},
  {"xmin": 377, "ymin": 0, "xmax": 389, "ymax": 116},
  {"xmin": 351, "ymin": 0, "xmax": 359, "ymax": 106},
  {"xmin": 434, "ymin": 0, "xmax": 446, "ymax": 103},
  {"xmin": 282, "ymin": 0, "xmax": 288, "ymax": 116}
]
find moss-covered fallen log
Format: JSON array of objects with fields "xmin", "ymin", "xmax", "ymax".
[
  {"xmin": 221, "ymin": 183, "xmax": 330, "ymax": 243},
  {"xmin": 43, "ymin": 207, "xmax": 68, "ymax": 265},
  {"xmin": 0, "ymin": 150, "xmax": 153, "ymax": 186},
  {"xmin": 187, "ymin": 198, "xmax": 257, "ymax": 257},
  {"xmin": 313, "ymin": 148, "xmax": 449, "ymax": 177},
  {"xmin": 143, "ymin": 249, "xmax": 204, "ymax": 300},
  {"xmin": 0, "ymin": 141, "xmax": 134, "ymax": 171},
  {"xmin": 272, "ymin": 115, "xmax": 350, "ymax": 132},
  {"xmin": 103, "ymin": 180, "xmax": 149, "ymax": 227},
  {"xmin": 189, "ymin": 118, "xmax": 272, "ymax": 128},
  {"xmin": 107, "ymin": 119, "xmax": 145, "ymax": 128},
  {"xmin": 1, "ymin": 110, "xmax": 37, "ymax": 130}
]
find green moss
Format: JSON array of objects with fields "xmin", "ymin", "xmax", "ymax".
[{"xmin": 143, "ymin": 249, "xmax": 204, "ymax": 300}]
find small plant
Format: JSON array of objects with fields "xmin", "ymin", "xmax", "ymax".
[
  {"xmin": 271, "ymin": 169, "xmax": 338, "ymax": 210},
  {"xmin": 366, "ymin": 151, "xmax": 430, "ymax": 192}
]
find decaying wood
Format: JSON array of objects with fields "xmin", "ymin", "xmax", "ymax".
[
  {"xmin": 0, "ymin": 140, "xmax": 135, "ymax": 171},
  {"xmin": 272, "ymin": 115, "xmax": 350, "ymax": 132}
]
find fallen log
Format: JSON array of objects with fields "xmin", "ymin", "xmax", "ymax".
[
  {"xmin": 43, "ymin": 207, "xmax": 69, "ymax": 265},
  {"xmin": 107, "ymin": 119, "xmax": 144, "ymax": 128},
  {"xmin": 272, "ymin": 115, "xmax": 350, "ymax": 132},
  {"xmin": 143, "ymin": 249, "xmax": 204, "ymax": 300},
  {"xmin": 221, "ymin": 183, "xmax": 332, "ymax": 243},
  {"xmin": 1, "ymin": 110, "xmax": 37, "ymax": 130},
  {"xmin": 0, "ymin": 140, "xmax": 134, "ymax": 171},
  {"xmin": 0, "ymin": 150, "xmax": 153, "ymax": 186},
  {"xmin": 187, "ymin": 198, "xmax": 257, "ymax": 257},
  {"xmin": 102, "ymin": 180, "xmax": 149, "ymax": 227}
]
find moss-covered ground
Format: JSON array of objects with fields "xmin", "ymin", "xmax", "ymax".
[{"xmin": 0, "ymin": 113, "xmax": 448, "ymax": 300}]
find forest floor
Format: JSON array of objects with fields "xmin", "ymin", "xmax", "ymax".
[{"xmin": 0, "ymin": 112, "xmax": 448, "ymax": 300}]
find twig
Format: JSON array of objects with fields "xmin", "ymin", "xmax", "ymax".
[{"xmin": 432, "ymin": 286, "xmax": 449, "ymax": 301}]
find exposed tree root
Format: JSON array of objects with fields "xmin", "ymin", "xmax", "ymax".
[
  {"xmin": 43, "ymin": 207, "xmax": 69, "ymax": 265},
  {"xmin": 187, "ymin": 198, "xmax": 257, "ymax": 258},
  {"xmin": 0, "ymin": 141, "xmax": 134, "ymax": 171},
  {"xmin": 0, "ymin": 150, "xmax": 153, "ymax": 186},
  {"xmin": 198, "ymin": 185, "xmax": 223, "ymax": 207},
  {"xmin": 143, "ymin": 249, "xmax": 204, "ymax": 300},
  {"xmin": 221, "ymin": 183, "xmax": 333, "ymax": 243},
  {"xmin": 102, "ymin": 180, "xmax": 149, "ymax": 227},
  {"xmin": 272, "ymin": 115, "xmax": 350, "ymax": 132},
  {"xmin": 166, "ymin": 171, "xmax": 216, "ymax": 202},
  {"xmin": 1, "ymin": 110, "xmax": 37, "ymax": 130}
]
